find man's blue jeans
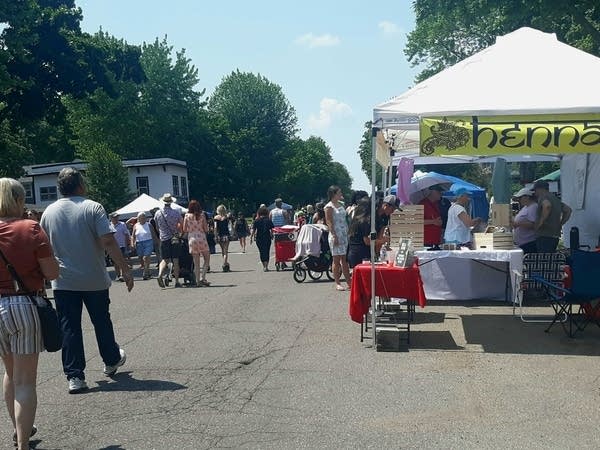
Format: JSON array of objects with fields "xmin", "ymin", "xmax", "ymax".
[{"xmin": 54, "ymin": 290, "xmax": 121, "ymax": 380}]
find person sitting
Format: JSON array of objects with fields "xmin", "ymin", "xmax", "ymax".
[
  {"xmin": 443, "ymin": 188, "xmax": 481, "ymax": 248},
  {"xmin": 511, "ymin": 188, "xmax": 537, "ymax": 254}
]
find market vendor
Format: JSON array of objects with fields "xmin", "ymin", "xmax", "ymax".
[
  {"xmin": 347, "ymin": 195, "xmax": 399, "ymax": 267},
  {"xmin": 419, "ymin": 184, "xmax": 445, "ymax": 247},
  {"xmin": 443, "ymin": 188, "xmax": 481, "ymax": 247},
  {"xmin": 511, "ymin": 187, "xmax": 537, "ymax": 254}
]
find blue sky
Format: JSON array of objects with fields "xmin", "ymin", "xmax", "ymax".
[{"xmin": 79, "ymin": 0, "xmax": 419, "ymax": 191}]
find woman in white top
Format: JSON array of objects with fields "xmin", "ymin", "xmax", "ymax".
[
  {"xmin": 444, "ymin": 188, "xmax": 481, "ymax": 247},
  {"xmin": 324, "ymin": 185, "xmax": 351, "ymax": 291},
  {"xmin": 131, "ymin": 212, "xmax": 155, "ymax": 280}
]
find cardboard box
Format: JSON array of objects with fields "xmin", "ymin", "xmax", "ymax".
[
  {"xmin": 473, "ymin": 232, "xmax": 514, "ymax": 250},
  {"xmin": 490, "ymin": 203, "xmax": 511, "ymax": 228}
]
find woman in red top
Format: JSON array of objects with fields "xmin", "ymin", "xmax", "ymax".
[
  {"xmin": 0, "ymin": 178, "xmax": 59, "ymax": 450},
  {"xmin": 419, "ymin": 185, "xmax": 445, "ymax": 247}
]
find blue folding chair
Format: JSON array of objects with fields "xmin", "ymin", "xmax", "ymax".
[{"xmin": 534, "ymin": 249, "xmax": 600, "ymax": 338}]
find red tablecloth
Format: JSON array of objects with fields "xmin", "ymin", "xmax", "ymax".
[{"xmin": 349, "ymin": 262, "xmax": 426, "ymax": 323}]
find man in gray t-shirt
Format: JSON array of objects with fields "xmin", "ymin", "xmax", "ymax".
[{"xmin": 40, "ymin": 167, "xmax": 134, "ymax": 394}]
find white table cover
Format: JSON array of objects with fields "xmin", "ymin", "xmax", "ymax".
[{"xmin": 414, "ymin": 249, "xmax": 524, "ymax": 301}]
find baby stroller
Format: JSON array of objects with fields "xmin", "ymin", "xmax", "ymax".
[
  {"xmin": 273, "ymin": 225, "xmax": 299, "ymax": 271},
  {"xmin": 292, "ymin": 223, "xmax": 334, "ymax": 283},
  {"xmin": 169, "ymin": 238, "xmax": 196, "ymax": 286}
]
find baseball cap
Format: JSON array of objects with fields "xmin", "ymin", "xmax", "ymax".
[
  {"xmin": 454, "ymin": 187, "xmax": 472, "ymax": 197},
  {"xmin": 513, "ymin": 187, "xmax": 534, "ymax": 199},
  {"xmin": 383, "ymin": 194, "xmax": 400, "ymax": 209},
  {"xmin": 533, "ymin": 180, "xmax": 549, "ymax": 190}
]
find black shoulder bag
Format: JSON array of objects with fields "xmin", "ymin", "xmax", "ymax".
[{"xmin": 0, "ymin": 248, "xmax": 62, "ymax": 352}]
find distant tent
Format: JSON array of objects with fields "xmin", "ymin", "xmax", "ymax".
[
  {"xmin": 538, "ymin": 169, "xmax": 560, "ymax": 182},
  {"xmin": 113, "ymin": 193, "xmax": 187, "ymax": 218},
  {"xmin": 390, "ymin": 173, "xmax": 489, "ymax": 220}
]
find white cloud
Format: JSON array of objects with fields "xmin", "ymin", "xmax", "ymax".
[
  {"xmin": 378, "ymin": 20, "xmax": 401, "ymax": 36},
  {"xmin": 307, "ymin": 98, "xmax": 352, "ymax": 130},
  {"xmin": 294, "ymin": 33, "xmax": 340, "ymax": 49}
]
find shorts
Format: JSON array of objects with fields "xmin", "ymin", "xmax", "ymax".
[
  {"xmin": 217, "ymin": 235, "xmax": 229, "ymax": 244},
  {"xmin": 0, "ymin": 296, "xmax": 43, "ymax": 356},
  {"xmin": 160, "ymin": 239, "xmax": 181, "ymax": 260},
  {"xmin": 136, "ymin": 239, "xmax": 154, "ymax": 257}
]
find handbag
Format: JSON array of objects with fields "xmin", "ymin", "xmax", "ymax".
[
  {"xmin": 161, "ymin": 210, "xmax": 182, "ymax": 246},
  {"xmin": 0, "ymin": 248, "xmax": 63, "ymax": 352}
]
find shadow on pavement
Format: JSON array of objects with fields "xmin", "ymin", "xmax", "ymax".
[
  {"xmin": 89, "ymin": 371, "xmax": 187, "ymax": 392},
  {"xmin": 461, "ymin": 314, "xmax": 600, "ymax": 355}
]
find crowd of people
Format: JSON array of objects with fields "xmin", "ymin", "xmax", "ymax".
[{"xmin": 0, "ymin": 167, "xmax": 575, "ymax": 448}]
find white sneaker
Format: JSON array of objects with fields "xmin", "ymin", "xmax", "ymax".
[
  {"xmin": 103, "ymin": 348, "xmax": 126, "ymax": 376},
  {"xmin": 68, "ymin": 377, "xmax": 88, "ymax": 394}
]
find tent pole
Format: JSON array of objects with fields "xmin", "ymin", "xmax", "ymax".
[{"xmin": 371, "ymin": 125, "xmax": 379, "ymax": 349}]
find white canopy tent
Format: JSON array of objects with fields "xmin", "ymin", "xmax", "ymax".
[
  {"xmin": 373, "ymin": 26, "xmax": 600, "ymax": 248},
  {"xmin": 374, "ymin": 27, "xmax": 600, "ymax": 129},
  {"xmin": 112, "ymin": 193, "xmax": 187, "ymax": 218}
]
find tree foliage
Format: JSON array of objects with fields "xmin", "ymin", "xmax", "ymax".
[
  {"xmin": 208, "ymin": 71, "xmax": 298, "ymax": 206},
  {"xmin": 81, "ymin": 143, "xmax": 131, "ymax": 213},
  {"xmin": 406, "ymin": 0, "xmax": 600, "ymax": 82},
  {"xmin": 357, "ymin": 122, "xmax": 384, "ymax": 186},
  {"xmin": 1, "ymin": 3, "xmax": 353, "ymax": 213}
]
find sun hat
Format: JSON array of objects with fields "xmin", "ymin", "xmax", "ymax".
[
  {"xmin": 533, "ymin": 180, "xmax": 550, "ymax": 190},
  {"xmin": 513, "ymin": 187, "xmax": 534, "ymax": 199},
  {"xmin": 454, "ymin": 187, "xmax": 472, "ymax": 197},
  {"xmin": 160, "ymin": 193, "xmax": 175, "ymax": 203}
]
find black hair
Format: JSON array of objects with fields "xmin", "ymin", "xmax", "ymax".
[
  {"xmin": 327, "ymin": 185, "xmax": 341, "ymax": 201},
  {"xmin": 350, "ymin": 190, "xmax": 369, "ymax": 205},
  {"xmin": 349, "ymin": 198, "xmax": 371, "ymax": 236}
]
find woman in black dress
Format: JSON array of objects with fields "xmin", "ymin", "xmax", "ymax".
[
  {"xmin": 251, "ymin": 206, "xmax": 274, "ymax": 271},
  {"xmin": 214, "ymin": 204, "xmax": 231, "ymax": 272}
]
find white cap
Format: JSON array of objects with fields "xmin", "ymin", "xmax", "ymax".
[{"xmin": 513, "ymin": 187, "xmax": 534, "ymax": 199}]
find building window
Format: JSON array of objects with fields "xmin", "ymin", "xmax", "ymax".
[
  {"xmin": 23, "ymin": 182, "xmax": 35, "ymax": 204},
  {"xmin": 40, "ymin": 186, "xmax": 57, "ymax": 202},
  {"xmin": 172, "ymin": 175, "xmax": 180, "ymax": 196},
  {"xmin": 136, "ymin": 176, "xmax": 149, "ymax": 196},
  {"xmin": 180, "ymin": 177, "xmax": 188, "ymax": 199}
]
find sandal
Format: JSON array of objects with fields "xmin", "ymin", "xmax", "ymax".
[
  {"xmin": 13, "ymin": 425, "xmax": 37, "ymax": 443},
  {"xmin": 200, "ymin": 279, "xmax": 211, "ymax": 286},
  {"xmin": 335, "ymin": 285, "xmax": 347, "ymax": 291}
]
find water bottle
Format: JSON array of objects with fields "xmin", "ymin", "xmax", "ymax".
[{"xmin": 570, "ymin": 226, "xmax": 579, "ymax": 253}]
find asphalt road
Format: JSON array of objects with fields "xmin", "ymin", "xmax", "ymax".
[{"xmin": 18, "ymin": 241, "xmax": 600, "ymax": 449}]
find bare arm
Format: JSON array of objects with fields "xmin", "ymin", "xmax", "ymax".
[
  {"xmin": 535, "ymin": 199, "xmax": 552, "ymax": 230},
  {"xmin": 38, "ymin": 256, "xmax": 59, "ymax": 281},
  {"xmin": 101, "ymin": 233, "xmax": 134, "ymax": 291},
  {"xmin": 458, "ymin": 211, "xmax": 479, "ymax": 228},
  {"xmin": 560, "ymin": 202, "xmax": 572, "ymax": 225}
]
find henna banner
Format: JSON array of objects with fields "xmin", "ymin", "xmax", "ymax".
[{"xmin": 419, "ymin": 114, "xmax": 600, "ymax": 156}]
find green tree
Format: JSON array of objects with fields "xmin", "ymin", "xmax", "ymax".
[
  {"xmin": 208, "ymin": 70, "xmax": 298, "ymax": 205},
  {"xmin": 80, "ymin": 143, "xmax": 131, "ymax": 214},
  {"xmin": 280, "ymin": 136, "xmax": 344, "ymax": 205},
  {"xmin": 406, "ymin": 0, "xmax": 600, "ymax": 82},
  {"xmin": 357, "ymin": 121, "xmax": 384, "ymax": 186},
  {"xmin": 0, "ymin": 2, "xmax": 144, "ymax": 176}
]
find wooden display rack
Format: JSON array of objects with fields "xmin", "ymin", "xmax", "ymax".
[{"xmin": 388, "ymin": 205, "xmax": 424, "ymax": 250}]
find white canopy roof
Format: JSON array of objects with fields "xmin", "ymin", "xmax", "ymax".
[
  {"xmin": 374, "ymin": 27, "xmax": 600, "ymax": 130},
  {"xmin": 113, "ymin": 193, "xmax": 187, "ymax": 218}
]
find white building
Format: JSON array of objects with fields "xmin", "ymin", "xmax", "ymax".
[{"xmin": 21, "ymin": 157, "xmax": 189, "ymax": 211}]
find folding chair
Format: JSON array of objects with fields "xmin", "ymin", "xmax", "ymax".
[
  {"xmin": 534, "ymin": 249, "xmax": 600, "ymax": 337},
  {"xmin": 513, "ymin": 252, "xmax": 566, "ymax": 322}
]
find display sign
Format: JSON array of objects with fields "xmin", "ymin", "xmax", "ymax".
[
  {"xmin": 395, "ymin": 238, "xmax": 413, "ymax": 267},
  {"xmin": 420, "ymin": 114, "xmax": 600, "ymax": 156}
]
